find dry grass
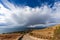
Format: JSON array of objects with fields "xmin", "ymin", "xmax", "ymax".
[
  {"xmin": 0, "ymin": 24, "xmax": 60, "ymax": 40},
  {"xmin": 29, "ymin": 24, "xmax": 60, "ymax": 40},
  {"xmin": 0, "ymin": 33, "xmax": 23, "ymax": 40}
]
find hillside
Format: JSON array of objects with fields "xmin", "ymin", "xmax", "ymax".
[
  {"xmin": 0, "ymin": 24, "xmax": 60, "ymax": 40},
  {"xmin": 0, "ymin": 33, "xmax": 23, "ymax": 40},
  {"xmin": 29, "ymin": 24, "xmax": 60, "ymax": 40}
]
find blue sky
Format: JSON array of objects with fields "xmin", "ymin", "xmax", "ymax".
[
  {"xmin": 0, "ymin": 0, "xmax": 57, "ymax": 8},
  {"xmin": 8, "ymin": 0, "xmax": 54, "ymax": 7},
  {"xmin": 0, "ymin": 0, "xmax": 60, "ymax": 33},
  {"xmin": 3, "ymin": 0, "xmax": 55, "ymax": 8}
]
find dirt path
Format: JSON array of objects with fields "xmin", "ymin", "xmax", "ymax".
[
  {"xmin": 18, "ymin": 35, "xmax": 24, "ymax": 40},
  {"xmin": 21, "ymin": 34, "xmax": 48, "ymax": 40}
]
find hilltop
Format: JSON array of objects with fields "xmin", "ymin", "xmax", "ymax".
[{"xmin": 28, "ymin": 24, "xmax": 60, "ymax": 40}]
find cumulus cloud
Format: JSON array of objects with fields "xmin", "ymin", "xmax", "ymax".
[{"xmin": 0, "ymin": 0, "xmax": 60, "ymax": 28}]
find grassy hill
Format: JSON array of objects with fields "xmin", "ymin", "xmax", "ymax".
[
  {"xmin": 0, "ymin": 24, "xmax": 60, "ymax": 40},
  {"xmin": 29, "ymin": 24, "xmax": 60, "ymax": 40}
]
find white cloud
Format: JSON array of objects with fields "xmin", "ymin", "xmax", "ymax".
[{"xmin": 0, "ymin": 0, "xmax": 60, "ymax": 28}]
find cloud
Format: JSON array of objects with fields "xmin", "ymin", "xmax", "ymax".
[{"xmin": 0, "ymin": 0, "xmax": 60, "ymax": 28}]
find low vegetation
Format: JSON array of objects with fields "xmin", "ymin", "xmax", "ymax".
[
  {"xmin": 53, "ymin": 25, "xmax": 60, "ymax": 40},
  {"xmin": 0, "ymin": 24, "xmax": 60, "ymax": 40},
  {"xmin": 29, "ymin": 24, "xmax": 60, "ymax": 40}
]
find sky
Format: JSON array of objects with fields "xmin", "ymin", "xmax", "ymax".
[{"xmin": 0, "ymin": 0, "xmax": 60, "ymax": 33}]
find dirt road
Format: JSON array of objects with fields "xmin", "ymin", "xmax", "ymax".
[{"xmin": 21, "ymin": 34, "xmax": 48, "ymax": 40}]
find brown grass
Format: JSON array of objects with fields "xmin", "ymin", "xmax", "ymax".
[
  {"xmin": 0, "ymin": 33, "xmax": 23, "ymax": 40},
  {"xmin": 29, "ymin": 24, "xmax": 60, "ymax": 40},
  {"xmin": 0, "ymin": 24, "xmax": 60, "ymax": 40}
]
